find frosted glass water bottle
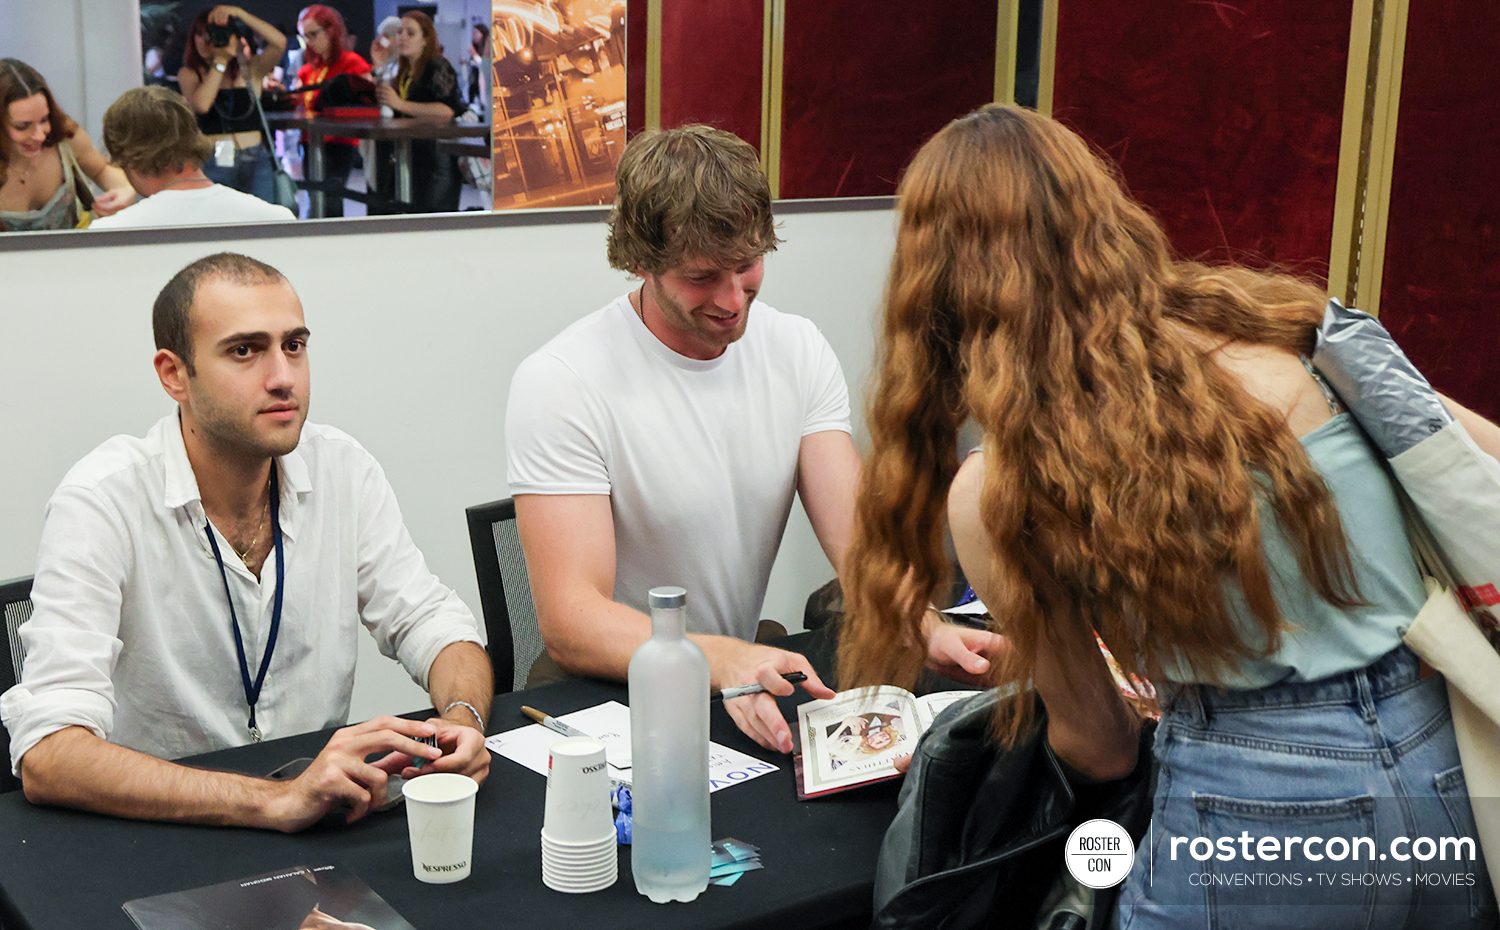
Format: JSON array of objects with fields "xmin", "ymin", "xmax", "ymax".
[{"xmin": 629, "ymin": 586, "xmax": 710, "ymax": 903}]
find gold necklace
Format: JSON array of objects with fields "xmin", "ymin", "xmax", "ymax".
[
  {"xmin": 635, "ymin": 283, "xmax": 646, "ymax": 324},
  {"xmin": 234, "ymin": 479, "xmax": 272, "ymax": 563},
  {"xmin": 10, "ymin": 157, "xmax": 36, "ymax": 186}
]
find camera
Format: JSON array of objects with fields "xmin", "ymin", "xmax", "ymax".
[{"xmin": 206, "ymin": 15, "xmax": 255, "ymax": 49}]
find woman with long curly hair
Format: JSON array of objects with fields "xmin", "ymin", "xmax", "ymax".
[{"xmin": 839, "ymin": 103, "xmax": 1500, "ymax": 927}]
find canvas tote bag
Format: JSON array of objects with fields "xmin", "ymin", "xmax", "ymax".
[{"xmin": 1313, "ymin": 299, "xmax": 1500, "ymax": 892}]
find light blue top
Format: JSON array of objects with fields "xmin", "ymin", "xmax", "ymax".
[{"xmin": 1166, "ymin": 413, "xmax": 1426, "ymax": 687}]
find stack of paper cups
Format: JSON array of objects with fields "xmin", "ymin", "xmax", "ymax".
[{"xmin": 541, "ymin": 737, "xmax": 618, "ymax": 893}]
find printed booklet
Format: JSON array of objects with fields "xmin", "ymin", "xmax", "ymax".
[
  {"xmin": 793, "ymin": 686, "xmax": 974, "ymax": 799},
  {"xmin": 123, "ymin": 862, "xmax": 415, "ymax": 930}
]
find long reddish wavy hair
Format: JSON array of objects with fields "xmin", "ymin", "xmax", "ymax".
[{"xmin": 837, "ymin": 104, "xmax": 1361, "ymax": 744}]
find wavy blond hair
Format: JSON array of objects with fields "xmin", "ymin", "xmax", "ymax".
[{"xmin": 838, "ymin": 105, "xmax": 1361, "ymax": 744}]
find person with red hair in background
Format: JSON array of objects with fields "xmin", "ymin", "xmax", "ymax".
[{"xmin": 292, "ymin": 5, "xmax": 369, "ymax": 217}]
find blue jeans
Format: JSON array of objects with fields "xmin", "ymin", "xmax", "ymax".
[
  {"xmin": 203, "ymin": 142, "xmax": 277, "ymax": 206},
  {"xmin": 1116, "ymin": 646, "xmax": 1497, "ymax": 930}
]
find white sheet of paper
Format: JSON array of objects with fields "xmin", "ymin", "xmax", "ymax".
[
  {"xmin": 941, "ymin": 599, "xmax": 989, "ymax": 617},
  {"xmin": 484, "ymin": 700, "xmax": 778, "ymax": 793}
]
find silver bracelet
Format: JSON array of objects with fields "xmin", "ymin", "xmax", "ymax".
[{"xmin": 443, "ymin": 700, "xmax": 485, "ymax": 730}]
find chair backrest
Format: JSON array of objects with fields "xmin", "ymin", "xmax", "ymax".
[
  {"xmin": 465, "ymin": 499, "xmax": 544, "ymax": 693},
  {"xmin": 1, "ymin": 576, "xmax": 34, "ymax": 794}
]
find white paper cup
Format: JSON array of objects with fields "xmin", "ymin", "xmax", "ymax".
[
  {"xmin": 404, "ymin": 773, "xmax": 480, "ymax": 883},
  {"xmin": 542, "ymin": 738, "xmax": 615, "ymax": 844},
  {"xmin": 543, "ymin": 840, "xmax": 618, "ymax": 858},
  {"xmin": 543, "ymin": 849, "xmax": 618, "ymax": 893}
]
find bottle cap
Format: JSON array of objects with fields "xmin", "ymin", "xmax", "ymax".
[{"xmin": 648, "ymin": 586, "xmax": 686, "ymax": 610}]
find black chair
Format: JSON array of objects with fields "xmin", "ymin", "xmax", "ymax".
[
  {"xmin": 465, "ymin": 499, "xmax": 544, "ymax": 694},
  {"xmin": 0, "ymin": 576, "xmax": 33, "ymax": 794}
]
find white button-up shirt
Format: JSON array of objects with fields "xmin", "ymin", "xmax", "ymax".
[{"xmin": 2, "ymin": 413, "xmax": 483, "ymax": 769}]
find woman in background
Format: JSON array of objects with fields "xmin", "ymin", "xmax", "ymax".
[
  {"xmin": 178, "ymin": 4, "xmax": 286, "ymax": 204},
  {"xmin": 292, "ymin": 4, "xmax": 369, "ymax": 217},
  {"xmin": 465, "ymin": 23, "xmax": 491, "ymax": 120},
  {"xmin": 368, "ymin": 16, "xmax": 402, "ymax": 84},
  {"xmin": 1, "ymin": 59, "xmax": 134, "ymax": 231},
  {"xmin": 838, "ymin": 103, "xmax": 1500, "ymax": 928},
  {"xmin": 371, "ymin": 10, "xmax": 461, "ymax": 214}
]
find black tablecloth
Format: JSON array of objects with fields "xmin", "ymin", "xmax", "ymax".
[{"xmin": 0, "ymin": 632, "xmax": 897, "ymax": 930}]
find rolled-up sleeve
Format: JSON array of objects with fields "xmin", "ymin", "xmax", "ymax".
[
  {"xmin": 1, "ymin": 485, "xmax": 128, "ymax": 775},
  {"xmin": 352, "ymin": 456, "xmax": 483, "ymax": 691}
]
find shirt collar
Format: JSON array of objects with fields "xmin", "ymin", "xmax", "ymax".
[{"xmin": 618, "ymin": 293, "xmax": 738, "ymax": 373}]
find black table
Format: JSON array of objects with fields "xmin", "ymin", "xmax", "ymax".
[
  {"xmin": 0, "ymin": 643, "xmax": 897, "ymax": 930},
  {"xmin": 265, "ymin": 112, "xmax": 491, "ymax": 217}
]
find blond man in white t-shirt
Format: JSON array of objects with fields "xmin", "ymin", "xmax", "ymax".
[{"xmin": 507, "ymin": 126, "xmax": 1000, "ymax": 754}]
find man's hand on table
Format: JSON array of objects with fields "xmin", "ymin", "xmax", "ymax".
[
  {"xmin": 387, "ymin": 709, "xmax": 490, "ymax": 784},
  {"xmin": 267, "ymin": 715, "xmax": 443, "ymax": 832},
  {"xmin": 701, "ymin": 639, "xmax": 835, "ymax": 754}
]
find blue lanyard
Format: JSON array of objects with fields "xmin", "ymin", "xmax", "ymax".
[{"xmin": 204, "ymin": 466, "xmax": 285, "ymax": 742}]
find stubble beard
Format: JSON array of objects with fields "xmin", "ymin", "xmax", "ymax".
[
  {"xmin": 188, "ymin": 386, "xmax": 309, "ymax": 465},
  {"xmin": 650, "ymin": 278, "xmax": 750, "ymax": 354}
]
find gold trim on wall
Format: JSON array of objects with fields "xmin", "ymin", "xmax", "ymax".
[
  {"xmin": 1328, "ymin": 0, "xmax": 1409, "ymax": 315},
  {"xmin": 761, "ymin": 0, "xmax": 786, "ymax": 198},
  {"xmin": 1328, "ymin": 0, "xmax": 1381, "ymax": 308},
  {"xmin": 1036, "ymin": 0, "xmax": 1059, "ymax": 115},
  {"xmin": 994, "ymin": 0, "xmax": 1019, "ymax": 104},
  {"xmin": 644, "ymin": 0, "xmax": 663, "ymax": 131},
  {"xmin": 1358, "ymin": 0, "xmax": 1410, "ymax": 317}
]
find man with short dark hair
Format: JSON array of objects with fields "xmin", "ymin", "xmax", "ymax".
[
  {"xmin": 507, "ymin": 126, "xmax": 999, "ymax": 753},
  {"xmin": 91, "ymin": 86, "xmax": 293, "ymax": 229},
  {"xmin": 1, "ymin": 253, "xmax": 491, "ymax": 830}
]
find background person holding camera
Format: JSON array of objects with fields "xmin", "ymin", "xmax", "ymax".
[{"xmin": 177, "ymin": 5, "xmax": 286, "ymax": 206}]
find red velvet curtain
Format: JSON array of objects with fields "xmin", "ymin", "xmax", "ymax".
[
  {"xmin": 1052, "ymin": 1, "xmax": 1352, "ymax": 276},
  {"xmin": 626, "ymin": 1, "xmax": 763, "ymax": 145},
  {"xmin": 777, "ymin": 1, "xmax": 998, "ymax": 198},
  {"xmin": 1376, "ymin": 0, "xmax": 1500, "ymax": 421}
]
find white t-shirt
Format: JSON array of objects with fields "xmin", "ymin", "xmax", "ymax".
[
  {"xmin": 1, "ymin": 414, "xmax": 482, "ymax": 767},
  {"xmin": 89, "ymin": 184, "xmax": 294, "ymax": 230},
  {"xmin": 506, "ymin": 295, "xmax": 852, "ymax": 639}
]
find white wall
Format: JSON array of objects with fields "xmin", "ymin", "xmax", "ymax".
[
  {"xmin": 0, "ymin": 0, "xmax": 143, "ymax": 140},
  {"xmin": 0, "ymin": 203, "xmax": 893, "ymax": 719}
]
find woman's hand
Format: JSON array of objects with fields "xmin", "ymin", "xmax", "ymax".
[
  {"xmin": 208, "ymin": 5, "xmax": 246, "ymax": 26},
  {"xmin": 923, "ymin": 611, "xmax": 1005, "ymax": 686},
  {"xmin": 374, "ymin": 84, "xmax": 403, "ymax": 113},
  {"xmin": 92, "ymin": 186, "xmax": 137, "ymax": 218}
]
